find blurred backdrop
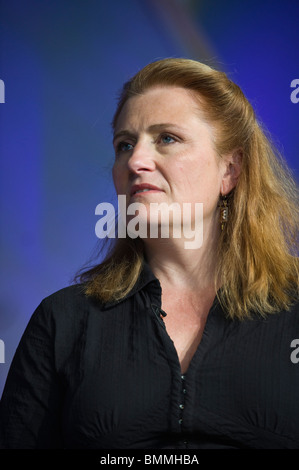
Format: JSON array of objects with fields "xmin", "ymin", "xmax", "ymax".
[{"xmin": 0, "ymin": 0, "xmax": 298, "ymax": 395}]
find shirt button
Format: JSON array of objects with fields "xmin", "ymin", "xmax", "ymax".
[
  {"xmin": 178, "ymin": 418, "xmax": 183, "ymax": 424},
  {"xmin": 181, "ymin": 375, "xmax": 185, "ymax": 380},
  {"xmin": 182, "ymin": 388, "xmax": 186, "ymax": 394},
  {"xmin": 179, "ymin": 404, "xmax": 184, "ymax": 410}
]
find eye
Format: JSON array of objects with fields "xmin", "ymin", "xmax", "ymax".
[
  {"xmin": 160, "ymin": 134, "xmax": 176, "ymax": 145},
  {"xmin": 116, "ymin": 141, "xmax": 134, "ymax": 153}
]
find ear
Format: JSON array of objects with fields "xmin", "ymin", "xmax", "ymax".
[{"xmin": 220, "ymin": 149, "xmax": 243, "ymax": 195}]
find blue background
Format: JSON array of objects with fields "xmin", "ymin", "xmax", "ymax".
[{"xmin": 0, "ymin": 0, "xmax": 298, "ymax": 395}]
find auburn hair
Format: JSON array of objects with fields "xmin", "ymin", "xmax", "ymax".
[{"xmin": 79, "ymin": 58, "xmax": 299, "ymax": 319}]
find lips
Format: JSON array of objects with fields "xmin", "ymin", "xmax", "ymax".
[{"xmin": 130, "ymin": 183, "xmax": 163, "ymax": 197}]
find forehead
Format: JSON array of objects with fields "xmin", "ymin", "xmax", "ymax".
[{"xmin": 114, "ymin": 86, "xmax": 205, "ymax": 131}]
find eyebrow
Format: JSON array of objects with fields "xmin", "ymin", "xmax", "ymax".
[{"xmin": 112, "ymin": 123, "xmax": 186, "ymax": 144}]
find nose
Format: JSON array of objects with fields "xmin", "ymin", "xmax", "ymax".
[{"xmin": 127, "ymin": 140, "xmax": 156, "ymax": 174}]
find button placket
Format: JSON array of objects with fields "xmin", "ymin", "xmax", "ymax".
[
  {"xmin": 178, "ymin": 374, "xmax": 189, "ymax": 447},
  {"xmin": 178, "ymin": 374, "xmax": 186, "ymax": 426}
]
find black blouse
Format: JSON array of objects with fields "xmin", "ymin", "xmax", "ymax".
[{"xmin": 1, "ymin": 263, "xmax": 299, "ymax": 449}]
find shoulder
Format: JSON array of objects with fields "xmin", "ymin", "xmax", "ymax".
[
  {"xmin": 27, "ymin": 283, "xmax": 106, "ymax": 336},
  {"xmin": 279, "ymin": 296, "xmax": 299, "ymax": 330},
  {"xmin": 20, "ymin": 284, "xmax": 111, "ymax": 370},
  {"xmin": 249, "ymin": 296, "xmax": 299, "ymax": 337},
  {"xmin": 276, "ymin": 295, "xmax": 299, "ymax": 320},
  {"xmin": 41, "ymin": 283, "xmax": 96, "ymax": 312},
  {"xmin": 40, "ymin": 282, "xmax": 108, "ymax": 320}
]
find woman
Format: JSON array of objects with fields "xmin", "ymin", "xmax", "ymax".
[{"xmin": 1, "ymin": 58, "xmax": 299, "ymax": 449}]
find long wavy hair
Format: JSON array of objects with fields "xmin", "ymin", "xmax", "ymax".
[{"xmin": 78, "ymin": 58, "xmax": 299, "ymax": 320}]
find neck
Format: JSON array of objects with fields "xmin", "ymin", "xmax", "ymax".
[{"xmin": 143, "ymin": 216, "xmax": 220, "ymax": 293}]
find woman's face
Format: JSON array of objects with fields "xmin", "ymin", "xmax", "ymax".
[{"xmin": 112, "ymin": 86, "xmax": 236, "ymax": 231}]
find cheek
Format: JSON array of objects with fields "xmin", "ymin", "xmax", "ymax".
[{"xmin": 179, "ymin": 160, "xmax": 221, "ymax": 200}]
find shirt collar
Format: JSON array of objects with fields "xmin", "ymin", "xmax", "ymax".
[{"xmin": 102, "ymin": 261, "xmax": 161, "ymax": 309}]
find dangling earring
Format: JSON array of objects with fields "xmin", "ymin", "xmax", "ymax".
[{"xmin": 218, "ymin": 194, "xmax": 228, "ymax": 231}]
